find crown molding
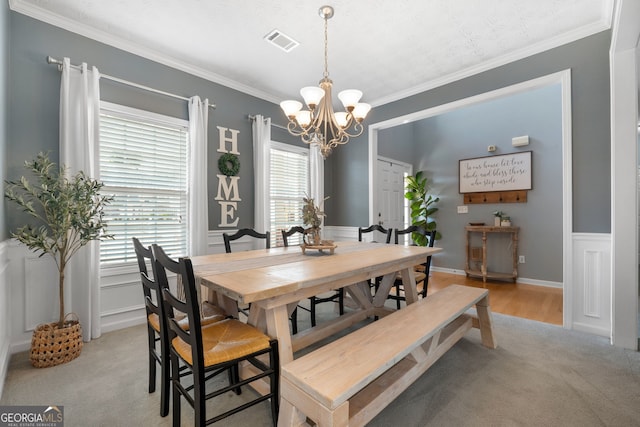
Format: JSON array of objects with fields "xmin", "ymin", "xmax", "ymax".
[
  {"xmin": 9, "ymin": 0, "xmax": 281, "ymax": 104},
  {"xmin": 371, "ymin": 19, "xmax": 612, "ymax": 107},
  {"xmin": 10, "ymin": 0, "xmax": 612, "ymax": 108}
]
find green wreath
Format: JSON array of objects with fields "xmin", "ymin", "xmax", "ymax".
[{"xmin": 218, "ymin": 153, "xmax": 240, "ymax": 176}]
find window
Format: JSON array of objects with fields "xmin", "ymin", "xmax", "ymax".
[
  {"xmin": 99, "ymin": 102, "xmax": 189, "ymax": 267},
  {"xmin": 270, "ymin": 141, "xmax": 309, "ymax": 247}
]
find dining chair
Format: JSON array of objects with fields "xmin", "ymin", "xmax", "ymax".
[
  {"xmin": 388, "ymin": 227, "xmax": 436, "ymax": 309},
  {"xmin": 153, "ymin": 244, "xmax": 280, "ymax": 427},
  {"xmin": 133, "ymin": 237, "xmax": 170, "ymax": 417},
  {"xmin": 281, "ymin": 227, "xmax": 344, "ymax": 331},
  {"xmin": 223, "ymin": 228, "xmax": 270, "ymax": 253},
  {"xmin": 133, "ymin": 237, "xmax": 227, "ymax": 417},
  {"xmin": 358, "ymin": 224, "xmax": 392, "ymax": 243},
  {"xmin": 358, "ymin": 225, "xmax": 392, "ymax": 293},
  {"xmin": 222, "ymin": 228, "xmax": 271, "ymax": 318}
]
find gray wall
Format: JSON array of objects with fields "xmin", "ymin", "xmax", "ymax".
[
  {"xmin": 378, "ymin": 125, "xmax": 415, "ymax": 164},
  {"xmin": 1, "ymin": 1, "xmax": 8, "ymax": 240},
  {"xmin": 5, "ymin": 12, "xmax": 612, "ymax": 258},
  {"xmin": 6, "ymin": 12, "xmax": 300, "ymax": 234},
  {"xmin": 378, "ymin": 85, "xmax": 563, "ymax": 281},
  {"xmin": 326, "ymin": 30, "xmax": 612, "ymax": 237}
]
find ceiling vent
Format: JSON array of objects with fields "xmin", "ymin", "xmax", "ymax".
[{"xmin": 264, "ymin": 29, "xmax": 299, "ymax": 53}]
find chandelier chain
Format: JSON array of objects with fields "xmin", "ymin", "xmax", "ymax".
[{"xmin": 323, "ymin": 14, "xmax": 329, "ymax": 79}]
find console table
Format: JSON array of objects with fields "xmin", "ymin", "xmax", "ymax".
[{"xmin": 465, "ymin": 225, "xmax": 519, "ymax": 283}]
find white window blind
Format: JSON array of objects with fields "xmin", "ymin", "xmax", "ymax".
[
  {"xmin": 270, "ymin": 142, "xmax": 309, "ymax": 247},
  {"xmin": 99, "ymin": 102, "xmax": 189, "ymax": 267}
]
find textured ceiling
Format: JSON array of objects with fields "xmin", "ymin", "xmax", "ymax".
[{"xmin": 11, "ymin": 0, "xmax": 613, "ymax": 106}]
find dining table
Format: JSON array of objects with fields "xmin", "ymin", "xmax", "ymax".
[{"xmin": 190, "ymin": 240, "xmax": 441, "ymax": 395}]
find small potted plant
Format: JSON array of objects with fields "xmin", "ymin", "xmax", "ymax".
[
  {"xmin": 5, "ymin": 152, "xmax": 113, "ymax": 367},
  {"xmin": 301, "ymin": 195, "xmax": 327, "ymax": 246},
  {"xmin": 492, "ymin": 211, "xmax": 505, "ymax": 226}
]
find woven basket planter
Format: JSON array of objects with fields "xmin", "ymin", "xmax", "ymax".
[{"xmin": 30, "ymin": 313, "xmax": 83, "ymax": 368}]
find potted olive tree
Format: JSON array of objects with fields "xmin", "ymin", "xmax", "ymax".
[
  {"xmin": 405, "ymin": 171, "xmax": 441, "ymax": 245},
  {"xmin": 5, "ymin": 152, "xmax": 113, "ymax": 367}
]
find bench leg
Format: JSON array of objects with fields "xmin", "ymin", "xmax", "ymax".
[
  {"xmin": 475, "ymin": 295, "xmax": 497, "ymax": 349},
  {"xmin": 281, "ymin": 378, "xmax": 350, "ymax": 427},
  {"xmin": 278, "ymin": 397, "xmax": 307, "ymax": 427}
]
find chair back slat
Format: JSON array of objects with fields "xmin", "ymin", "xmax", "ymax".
[
  {"xmin": 152, "ymin": 244, "xmax": 203, "ymax": 360},
  {"xmin": 223, "ymin": 228, "xmax": 271, "ymax": 253},
  {"xmin": 281, "ymin": 226, "xmax": 305, "ymax": 247},
  {"xmin": 358, "ymin": 224, "xmax": 392, "ymax": 243}
]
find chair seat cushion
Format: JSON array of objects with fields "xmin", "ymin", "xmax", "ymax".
[
  {"xmin": 148, "ymin": 303, "xmax": 226, "ymax": 333},
  {"xmin": 394, "ymin": 270, "xmax": 427, "ymax": 283},
  {"xmin": 172, "ymin": 319, "xmax": 271, "ymax": 367}
]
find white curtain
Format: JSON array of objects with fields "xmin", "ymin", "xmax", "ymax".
[
  {"xmin": 252, "ymin": 115, "xmax": 271, "ymax": 233},
  {"xmin": 309, "ymin": 144, "xmax": 325, "ymax": 226},
  {"xmin": 188, "ymin": 96, "xmax": 209, "ymax": 256},
  {"xmin": 59, "ymin": 58, "xmax": 102, "ymax": 341}
]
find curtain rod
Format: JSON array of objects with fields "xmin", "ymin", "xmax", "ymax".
[
  {"xmin": 46, "ymin": 56, "xmax": 216, "ymax": 109},
  {"xmin": 248, "ymin": 114, "xmax": 287, "ymax": 131}
]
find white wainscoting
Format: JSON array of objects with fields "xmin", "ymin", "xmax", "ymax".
[
  {"xmin": 5, "ymin": 231, "xmax": 231, "ymax": 354},
  {"xmin": 571, "ymin": 233, "xmax": 612, "ymax": 337},
  {"xmin": 3, "ymin": 229, "xmax": 613, "ymax": 363},
  {"xmin": 0, "ymin": 240, "xmax": 10, "ymax": 399}
]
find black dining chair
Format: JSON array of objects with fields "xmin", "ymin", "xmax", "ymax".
[
  {"xmin": 133, "ymin": 237, "xmax": 170, "ymax": 417},
  {"xmin": 222, "ymin": 228, "xmax": 271, "ymax": 318},
  {"xmin": 358, "ymin": 224, "xmax": 392, "ymax": 244},
  {"xmin": 358, "ymin": 225, "xmax": 392, "ymax": 293},
  {"xmin": 388, "ymin": 227, "xmax": 436, "ymax": 309},
  {"xmin": 153, "ymin": 244, "xmax": 280, "ymax": 427},
  {"xmin": 281, "ymin": 226, "xmax": 344, "ymax": 332},
  {"xmin": 133, "ymin": 237, "xmax": 227, "ymax": 417},
  {"xmin": 223, "ymin": 228, "xmax": 270, "ymax": 253}
]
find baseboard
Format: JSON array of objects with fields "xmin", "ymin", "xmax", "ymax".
[
  {"xmin": 431, "ymin": 266, "xmax": 563, "ymax": 289},
  {"xmin": 0, "ymin": 338, "xmax": 9, "ymax": 400},
  {"xmin": 99, "ymin": 310, "xmax": 146, "ymax": 335},
  {"xmin": 572, "ymin": 322, "xmax": 610, "ymax": 338}
]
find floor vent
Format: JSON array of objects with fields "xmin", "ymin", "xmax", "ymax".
[{"xmin": 264, "ymin": 29, "xmax": 299, "ymax": 53}]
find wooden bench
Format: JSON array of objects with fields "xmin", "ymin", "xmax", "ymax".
[{"xmin": 278, "ymin": 284, "xmax": 497, "ymax": 427}]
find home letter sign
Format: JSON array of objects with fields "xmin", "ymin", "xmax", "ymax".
[{"xmin": 216, "ymin": 127, "xmax": 242, "ymax": 227}]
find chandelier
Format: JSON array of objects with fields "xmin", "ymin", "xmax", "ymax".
[{"xmin": 280, "ymin": 5, "xmax": 371, "ymax": 159}]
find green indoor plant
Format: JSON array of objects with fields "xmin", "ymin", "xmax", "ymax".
[
  {"xmin": 405, "ymin": 171, "xmax": 441, "ymax": 245},
  {"xmin": 5, "ymin": 152, "xmax": 113, "ymax": 366},
  {"xmin": 301, "ymin": 194, "xmax": 328, "ymax": 245}
]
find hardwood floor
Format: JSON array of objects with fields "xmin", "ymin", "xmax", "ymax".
[{"xmin": 427, "ymin": 271, "xmax": 563, "ymax": 326}]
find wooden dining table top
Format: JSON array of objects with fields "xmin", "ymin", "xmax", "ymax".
[{"xmin": 191, "ymin": 241, "xmax": 441, "ymax": 306}]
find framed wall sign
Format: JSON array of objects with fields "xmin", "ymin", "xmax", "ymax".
[{"xmin": 459, "ymin": 151, "xmax": 532, "ymax": 193}]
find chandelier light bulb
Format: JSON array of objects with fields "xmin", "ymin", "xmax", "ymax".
[
  {"xmin": 280, "ymin": 100, "xmax": 302, "ymax": 118},
  {"xmin": 300, "ymin": 86, "xmax": 325, "ymax": 108},
  {"xmin": 334, "ymin": 112, "xmax": 348, "ymax": 128},
  {"xmin": 295, "ymin": 110, "xmax": 312, "ymax": 127},
  {"xmin": 337, "ymin": 89, "xmax": 363, "ymax": 110},
  {"xmin": 352, "ymin": 103, "xmax": 372, "ymax": 121}
]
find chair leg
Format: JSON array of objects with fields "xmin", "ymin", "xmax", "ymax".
[
  {"xmin": 310, "ymin": 297, "xmax": 317, "ymax": 327},
  {"xmin": 148, "ymin": 327, "xmax": 157, "ymax": 394},
  {"xmin": 395, "ymin": 284, "xmax": 401, "ymax": 310},
  {"xmin": 160, "ymin": 335, "xmax": 170, "ymax": 417},
  {"xmin": 338, "ymin": 289, "xmax": 344, "ymax": 315},
  {"xmin": 194, "ymin": 370, "xmax": 206, "ymax": 427},
  {"xmin": 171, "ymin": 355, "xmax": 181, "ymax": 427},
  {"xmin": 290, "ymin": 307, "xmax": 298, "ymax": 335},
  {"xmin": 422, "ymin": 280, "xmax": 429, "ymax": 299},
  {"xmin": 229, "ymin": 363, "xmax": 242, "ymax": 395},
  {"xmin": 269, "ymin": 340, "xmax": 280, "ymax": 427}
]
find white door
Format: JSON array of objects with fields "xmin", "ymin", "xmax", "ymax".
[{"xmin": 377, "ymin": 158, "xmax": 412, "ymax": 236}]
